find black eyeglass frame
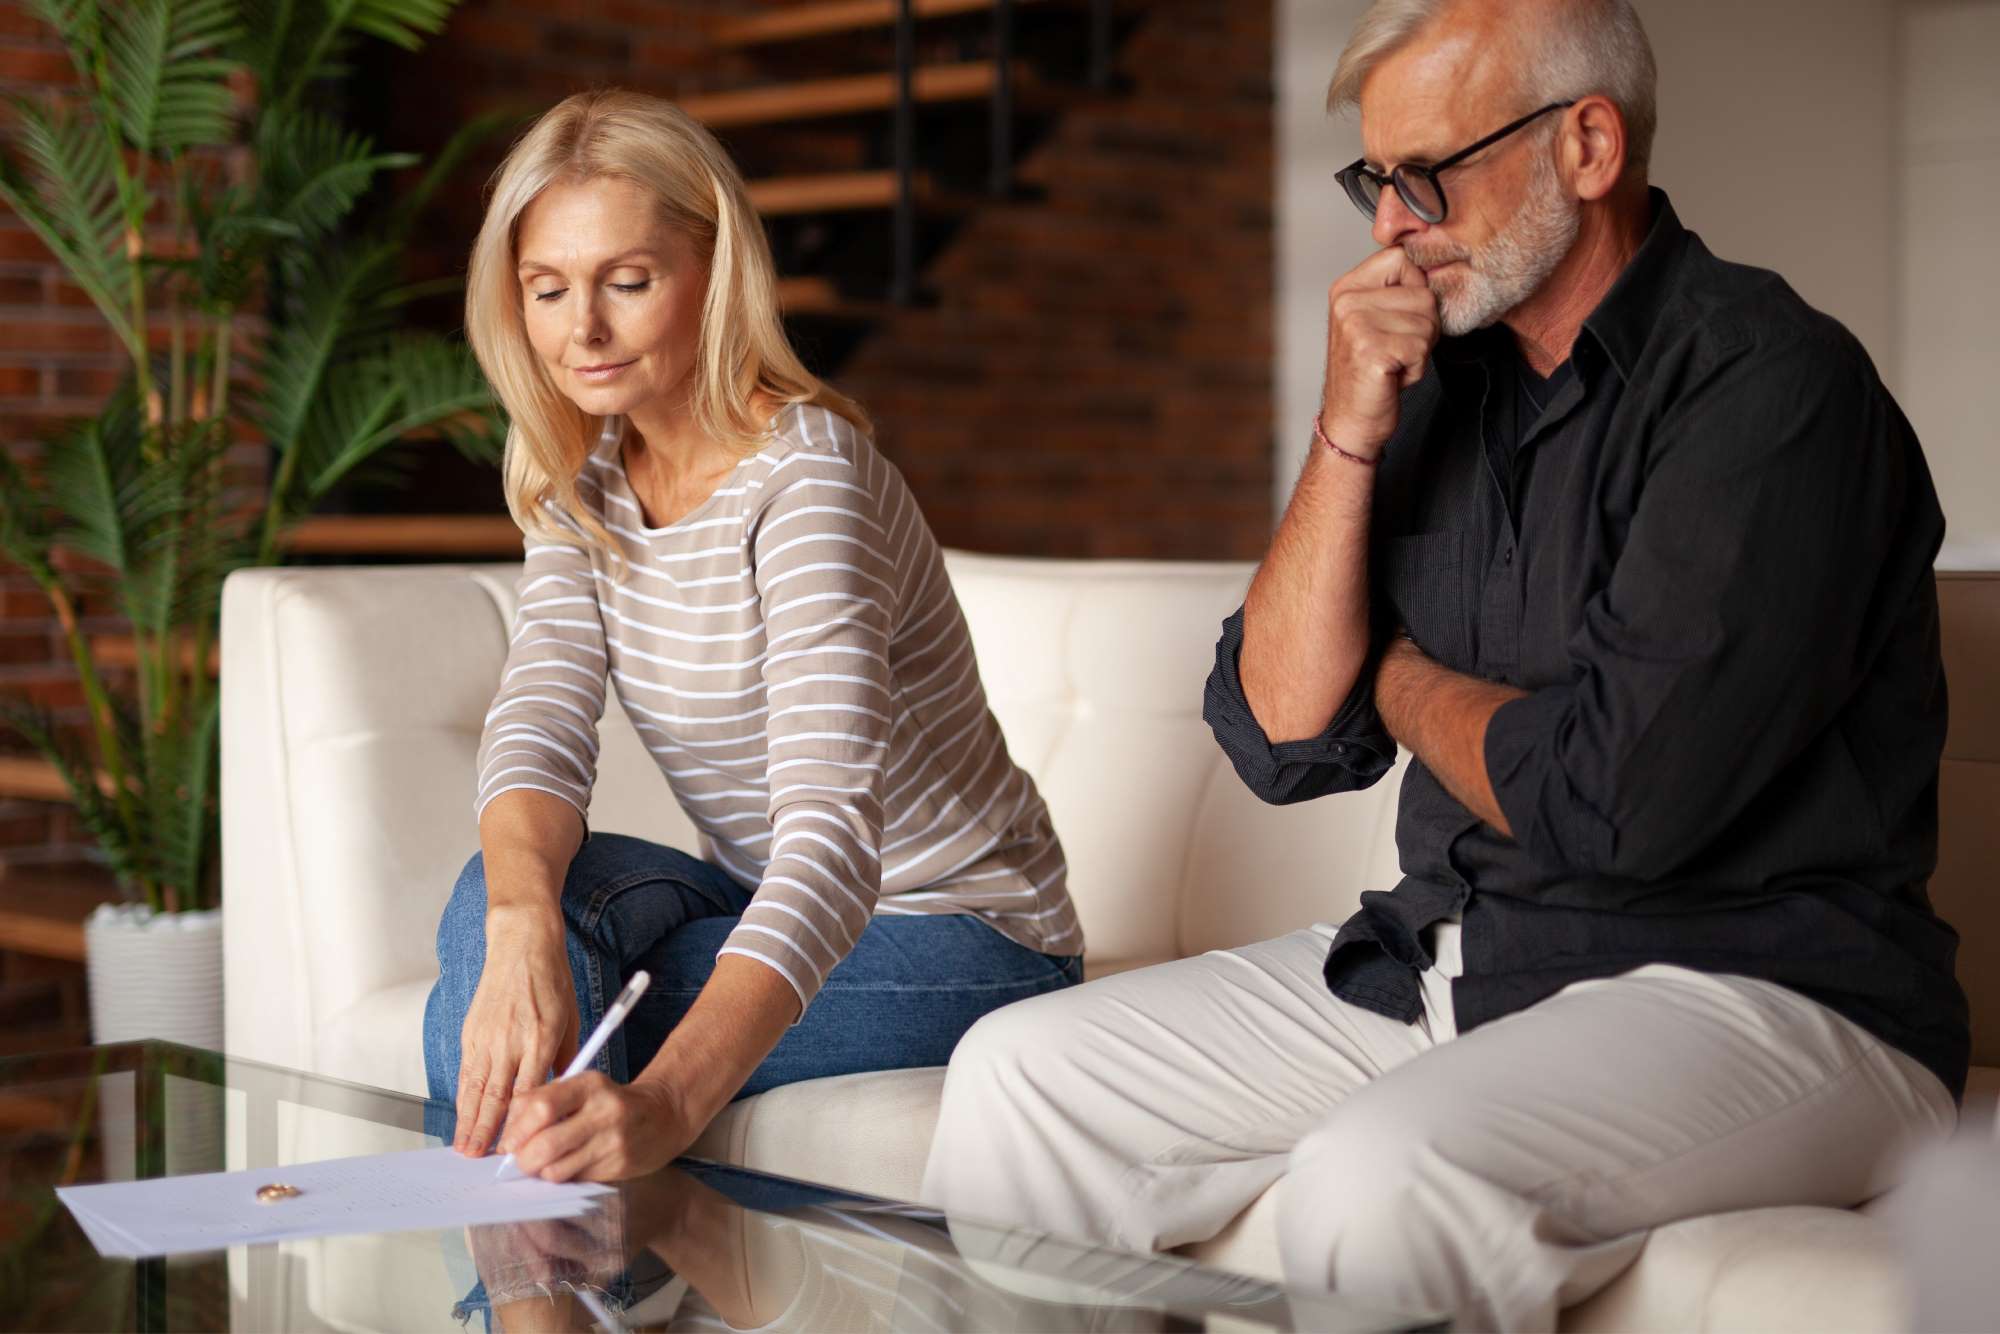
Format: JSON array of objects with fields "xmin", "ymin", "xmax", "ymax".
[{"xmin": 1337, "ymin": 100, "xmax": 1578, "ymax": 225}]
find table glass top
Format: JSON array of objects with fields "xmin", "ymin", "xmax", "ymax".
[{"xmin": 0, "ymin": 1042, "xmax": 1434, "ymax": 1332}]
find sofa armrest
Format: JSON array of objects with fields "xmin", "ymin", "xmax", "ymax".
[{"xmin": 222, "ymin": 569, "xmax": 316, "ymax": 1071}]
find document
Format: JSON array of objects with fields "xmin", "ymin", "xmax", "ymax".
[{"xmin": 57, "ymin": 1146, "xmax": 612, "ymax": 1259}]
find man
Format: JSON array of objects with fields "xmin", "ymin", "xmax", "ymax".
[{"xmin": 921, "ymin": 0, "xmax": 1968, "ymax": 1328}]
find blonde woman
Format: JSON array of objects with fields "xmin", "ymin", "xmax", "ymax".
[{"xmin": 422, "ymin": 89, "xmax": 1082, "ymax": 1193}]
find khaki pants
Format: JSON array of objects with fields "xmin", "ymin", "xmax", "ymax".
[{"xmin": 920, "ymin": 922, "xmax": 1955, "ymax": 1331}]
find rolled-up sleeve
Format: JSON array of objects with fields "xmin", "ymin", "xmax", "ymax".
[
  {"xmin": 1484, "ymin": 331, "xmax": 1910, "ymax": 881},
  {"xmin": 1202, "ymin": 605, "xmax": 1397, "ymax": 805}
]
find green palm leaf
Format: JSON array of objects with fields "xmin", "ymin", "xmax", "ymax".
[
  {"xmin": 0, "ymin": 699, "xmax": 145, "ymax": 891},
  {"xmin": 0, "ymin": 449, "xmax": 58, "ymax": 590},
  {"xmin": 0, "ymin": 95, "xmax": 135, "ymax": 351},
  {"xmin": 333, "ymin": 0, "xmax": 455, "ymax": 53},
  {"xmin": 102, "ymin": 0, "xmax": 243, "ymax": 155},
  {"xmin": 303, "ymin": 332, "xmax": 497, "ymax": 498},
  {"xmin": 256, "ymin": 108, "xmax": 417, "ymax": 244},
  {"xmin": 42, "ymin": 393, "xmax": 182, "ymax": 596},
  {"xmin": 241, "ymin": 239, "xmax": 400, "ymax": 462}
]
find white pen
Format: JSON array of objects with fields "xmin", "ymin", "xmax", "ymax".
[{"xmin": 495, "ymin": 969, "xmax": 651, "ymax": 1181}]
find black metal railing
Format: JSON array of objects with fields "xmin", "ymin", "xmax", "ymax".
[{"xmin": 891, "ymin": 0, "xmax": 917, "ymax": 304}]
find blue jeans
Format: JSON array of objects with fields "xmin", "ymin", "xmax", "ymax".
[
  {"xmin": 423, "ymin": 833, "xmax": 1080, "ymax": 1326},
  {"xmin": 422, "ymin": 831, "xmax": 1081, "ymax": 1136}
]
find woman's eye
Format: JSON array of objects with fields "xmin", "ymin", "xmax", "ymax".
[
  {"xmin": 532, "ymin": 288, "xmax": 566, "ymax": 303},
  {"xmin": 611, "ymin": 281, "xmax": 650, "ymax": 294}
]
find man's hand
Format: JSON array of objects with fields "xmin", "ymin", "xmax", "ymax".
[
  {"xmin": 1319, "ymin": 245, "xmax": 1441, "ymax": 456},
  {"xmin": 499, "ymin": 1073, "xmax": 692, "ymax": 1183}
]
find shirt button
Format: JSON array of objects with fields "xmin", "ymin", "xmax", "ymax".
[
  {"xmin": 1502, "ymin": 546, "xmax": 1514, "ymax": 564},
  {"xmin": 1335, "ymin": 743, "xmax": 1347, "ymax": 754}
]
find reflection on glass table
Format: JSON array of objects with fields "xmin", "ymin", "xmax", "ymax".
[{"xmin": 0, "ymin": 1042, "xmax": 1441, "ymax": 1332}]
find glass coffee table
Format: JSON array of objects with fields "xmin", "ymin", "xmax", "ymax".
[{"xmin": 0, "ymin": 1042, "xmax": 1438, "ymax": 1332}]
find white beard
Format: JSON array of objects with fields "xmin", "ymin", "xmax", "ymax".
[{"xmin": 1407, "ymin": 144, "xmax": 1581, "ymax": 337}]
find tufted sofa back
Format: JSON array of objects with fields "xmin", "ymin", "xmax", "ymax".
[{"xmin": 220, "ymin": 558, "xmax": 1997, "ymax": 1096}]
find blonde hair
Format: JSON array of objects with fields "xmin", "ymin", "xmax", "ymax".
[
  {"xmin": 1327, "ymin": 0, "xmax": 1657, "ymax": 175},
  {"xmin": 466, "ymin": 88, "xmax": 869, "ymax": 560}
]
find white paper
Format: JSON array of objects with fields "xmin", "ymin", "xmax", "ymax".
[{"xmin": 57, "ymin": 1146, "xmax": 611, "ymax": 1258}]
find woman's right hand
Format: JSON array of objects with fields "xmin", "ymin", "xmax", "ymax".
[{"xmin": 455, "ymin": 913, "xmax": 580, "ymax": 1157}]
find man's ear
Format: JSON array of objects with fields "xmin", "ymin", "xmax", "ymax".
[{"xmin": 1565, "ymin": 96, "xmax": 1628, "ymax": 202}]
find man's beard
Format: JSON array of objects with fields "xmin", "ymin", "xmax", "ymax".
[{"xmin": 1404, "ymin": 144, "xmax": 1580, "ymax": 337}]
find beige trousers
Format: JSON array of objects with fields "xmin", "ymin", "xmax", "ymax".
[{"xmin": 920, "ymin": 921, "xmax": 1956, "ymax": 1331}]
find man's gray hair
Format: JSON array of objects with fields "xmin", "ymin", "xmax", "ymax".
[{"xmin": 1326, "ymin": 0, "xmax": 1658, "ymax": 174}]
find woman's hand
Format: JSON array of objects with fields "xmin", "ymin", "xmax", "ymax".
[
  {"xmin": 455, "ymin": 913, "xmax": 580, "ymax": 1157},
  {"xmin": 499, "ymin": 1075, "xmax": 693, "ymax": 1182}
]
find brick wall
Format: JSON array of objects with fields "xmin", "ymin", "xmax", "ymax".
[{"xmin": 2, "ymin": 1, "xmax": 119, "ymax": 867}]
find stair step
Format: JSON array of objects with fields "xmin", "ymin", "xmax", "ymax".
[
  {"xmin": 89, "ymin": 635, "xmax": 219, "ymax": 677},
  {"xmin": 682, "ymin": 62, "xmax": 1014, "ymax": 130},
  {"xmin": 0, "ymin": 863, "xmax": 119, "ymax": 963},
  {"xmin": 0, "ymin": 755, "xmax": 81, "ymax": 804},
  {"xmin": 749, "ymin": 169, "xmax": 930, "ymax": 216},
  {"xmin": 281, "ymin": 514, "xmax": 524, "ymax": 557},
  {"xmin": 715, "ymin": 0, "xmax": 1041, "ymax": 48}
]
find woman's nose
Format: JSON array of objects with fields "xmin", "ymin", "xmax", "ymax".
[{"xmin": 570, "ymin": 294, "xmax": 608, "ymax": 346}]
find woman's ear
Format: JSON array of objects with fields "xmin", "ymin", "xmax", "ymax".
[{"xmin": 1566, "ymin": 95, "xmax": 1628, "ymax": 202}]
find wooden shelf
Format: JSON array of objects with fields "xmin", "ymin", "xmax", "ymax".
[
  {"xmin": 89, "ymin": 634, "xmax": 220, "ymax": 677},
  {"xmin": 281, "ymin": 514, "xmax": 524, "ymax": 557},
  {"xmin": 682, "ymin": 62, "xmax": 1014, "ymax": 130},
  {"xmin": 0, "ymin": 756, "xmax": 79, "ymax": 804},
  {"xmin": 0, "ymin": 864, "xmax": 120, "ymax": 964},
  {"xmin": 749, "ymin": 169, "xmax": 929, "ymax": 215},
  {"xmin": 714, "ymin": 0, "xmax": 1040, "ymax": 48}
]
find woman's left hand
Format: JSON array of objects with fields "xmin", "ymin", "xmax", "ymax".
[{"xmin": 498, "ymin": 1073, "xmax": 691, "ymax": 1182}]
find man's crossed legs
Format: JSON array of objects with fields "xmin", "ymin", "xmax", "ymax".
[{"xmin": 922, "ymin": 923, "xmax": 1954, "ymax": 1331}]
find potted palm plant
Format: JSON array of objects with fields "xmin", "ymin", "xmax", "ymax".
[{"xmin": 0, "ymin": 0, "xmax": 504, "ymax": 1048}]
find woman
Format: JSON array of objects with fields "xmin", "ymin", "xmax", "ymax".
[{"xmin": 423, "ymin": 89, "xmax": 1082, "ymax": 1188}]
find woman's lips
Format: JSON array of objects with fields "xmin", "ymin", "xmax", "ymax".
[{"xmin": 573, "ymin": 360, "xmax": 636, "ymax": 382}]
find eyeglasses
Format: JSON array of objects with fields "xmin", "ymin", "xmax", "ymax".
[{"xmin": 1337, "ymin": 101, "xmax": 1576, "ymax": 225}]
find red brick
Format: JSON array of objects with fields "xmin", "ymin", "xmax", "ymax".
[
  {"xmin": 0, "ymin": 320, "xmax": 113, "ymax": 354},
  {"xmin": 49, "ymin": 365, "xmax": 118, "ymax": 399},
  {"xmin": 0, "ymin": 228, "xmax": 54, "ymax": 263},
  {"xmin": 0, "ymin": 364, "xmax": 34, "ymax": 395},
  {"xmin": 0, "ymin": 43, "xmax": 72, "ymax": 84}
]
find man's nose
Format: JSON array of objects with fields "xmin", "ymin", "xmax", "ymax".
[{"xmin": 1371, "ymin": 182, "xmax": 1426, "ymax": 249}]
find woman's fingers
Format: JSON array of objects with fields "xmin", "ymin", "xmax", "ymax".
[
  {"xmin": 454, "ymin": 1061, "xmax": 489, "ymax": 1153},
  {"xmin": 465, "ymin": 1050, "xmax": 519, "ymax": 1155},
  {"xmin": 509, "ymin": 1076, "xmax": 607, "ymax": 1175}
]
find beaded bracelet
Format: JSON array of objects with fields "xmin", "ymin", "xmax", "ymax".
[{"xmin": 1312, "ymin": 416, "xmax": 1382, "ymax": 468}]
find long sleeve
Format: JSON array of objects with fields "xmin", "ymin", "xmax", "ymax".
[
  {"xmin": 716, "ymin": 422, "xmax": 897, "ymax": 1012},
  {"xmin": 474, "ymin": 509, "xmax": 609, "ymax": 822},
  {"xmin": 1203, "ymin": 605, "xmax": 1399, "ymax": 805},
  {"xmin": 1483, "ymin": 330, "xmax": 1919, "ymax": 882}
]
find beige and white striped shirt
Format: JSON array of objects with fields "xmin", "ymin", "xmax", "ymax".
[{"xmin": 475, "ymin": 403, "xmax": 1081, "ymax": 1009}]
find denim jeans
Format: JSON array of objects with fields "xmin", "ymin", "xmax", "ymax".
[
  {"xmin": 421, "ymin": 832, "xmax": 1081, "ymax": 1324},
  {"xmin": 424, "ymin": 831, "xmax": 1082, "ymax": 1109}
]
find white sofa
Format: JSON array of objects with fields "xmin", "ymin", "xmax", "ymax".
[{"xmin": 222, "ymin": 554, "xmax": 2000, "ymax": 1331}]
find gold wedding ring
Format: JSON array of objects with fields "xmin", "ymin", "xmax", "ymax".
[{"xmin": 254, "ymin": 1183, "xmax": 303, "ymax": 1203}]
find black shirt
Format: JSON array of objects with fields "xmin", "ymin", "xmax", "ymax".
[{"xmin": 1202, "ymin": 190, "xmax": 1968, "ymax": 1100}]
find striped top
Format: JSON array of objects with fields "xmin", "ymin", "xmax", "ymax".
[{"xmin": 475, "ymin": 403, "xmax": 1081, "ymax": 1010}]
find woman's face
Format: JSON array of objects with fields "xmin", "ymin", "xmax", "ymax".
[{"xmin": 514, "ymin": 176, "xmax": 709, "ymax": 422}]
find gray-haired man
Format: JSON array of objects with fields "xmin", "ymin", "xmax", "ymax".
[{"xmin": 922, "ymin": 1, "xmax": 1965, "ymax": 1327}]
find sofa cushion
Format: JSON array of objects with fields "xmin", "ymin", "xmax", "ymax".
[{"xmin": 687, "ymin": 1067, "xmax": 948, "ymax": 1204}]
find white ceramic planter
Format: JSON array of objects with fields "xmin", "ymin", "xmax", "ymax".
[{"xmin": 84, "ymin": 902, "xmax": 224, "ymax": 1050}]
